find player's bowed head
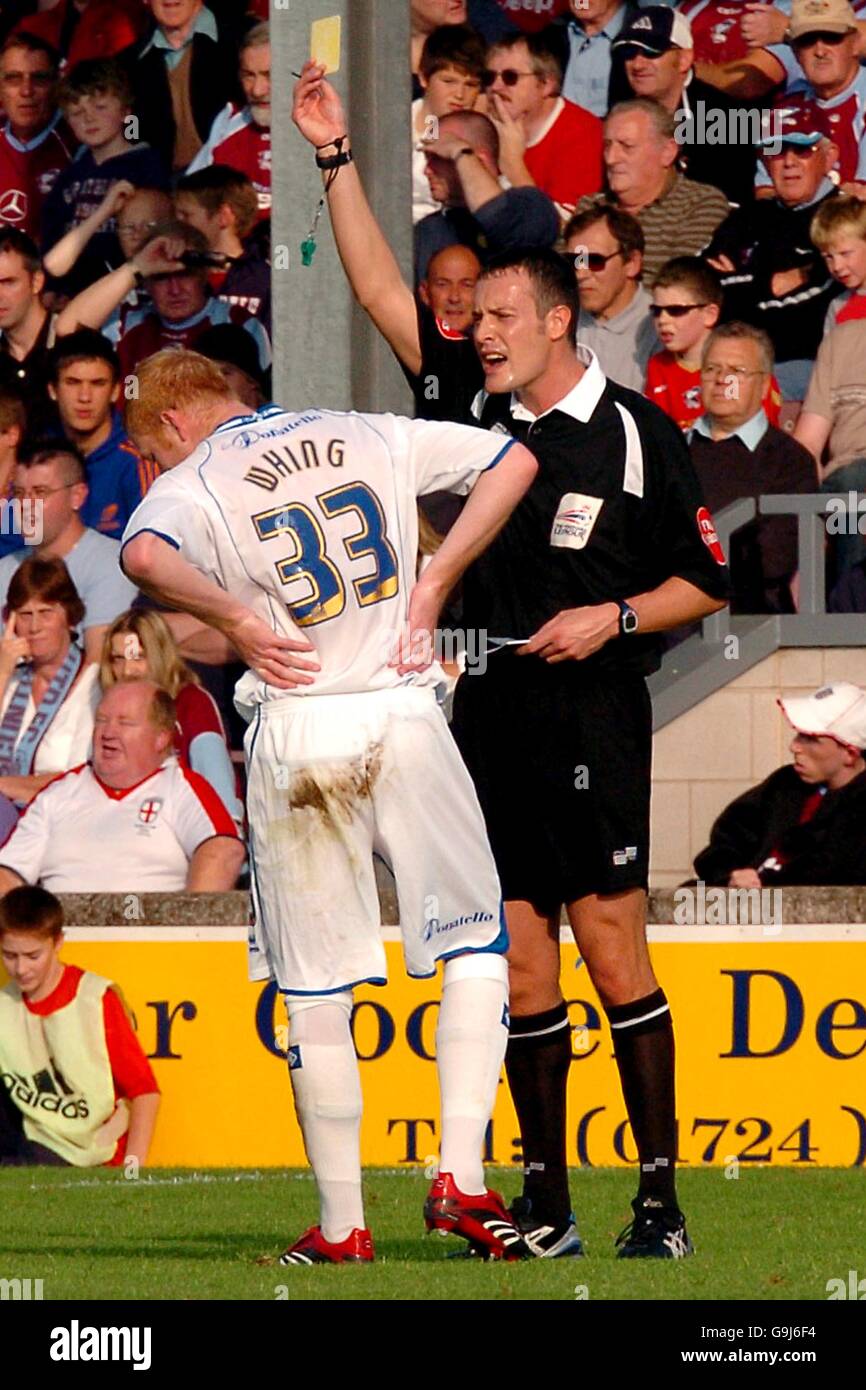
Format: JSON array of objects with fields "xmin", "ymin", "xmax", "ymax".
[{"xmin": 124, "ymin": 349, "xmax": 249, "ymax": 473}]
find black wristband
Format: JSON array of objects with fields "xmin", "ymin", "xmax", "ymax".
[{"xmin": 316, "ymin": 147, "xmax": 354, "ymax": 171}]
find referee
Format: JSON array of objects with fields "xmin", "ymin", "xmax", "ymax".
[{"xmin": 451, "ymin": 247, "xmax": 730, "ymax": 1259}]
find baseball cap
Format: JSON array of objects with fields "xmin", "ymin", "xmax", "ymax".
[
  {"xmin": 612, "ymin": 6, "xmax": 694, "ymax": 54},
  {"xmin": 756, "ymin": 96, "xmax": 825, "ymax": 148},
  {"xmin": 778, "ymin": 682, "xmax": 866, "ymax": 750},
  {"xmin": 788, "ymin": 0, "xmax": 858, "ymax": 40}
]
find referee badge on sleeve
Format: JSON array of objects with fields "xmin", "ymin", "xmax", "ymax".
[{"xmin": 550, "ymin": 493, "xmax": 604, "ymax": 550}]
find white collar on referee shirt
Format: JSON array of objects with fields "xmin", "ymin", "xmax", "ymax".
[{"xmin": 508, "ymin": 344, "xmax": 607, "ymax": 424}]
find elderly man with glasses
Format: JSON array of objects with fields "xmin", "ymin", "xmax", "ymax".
[
  {"xmin": 694, "ymin": 0, "xmax": 866, "ymax": 196},
  {"xmin": 705, "ymin": 96, "xmax": 842, "ymax": 398},
  {"xmin": 688, "ymin": 321, "xmax": 816, "ymax": 613}
]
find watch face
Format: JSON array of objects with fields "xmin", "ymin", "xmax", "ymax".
[{"xmin": 622, "ymin": 606, "xmax": 639, "ymax": 634}]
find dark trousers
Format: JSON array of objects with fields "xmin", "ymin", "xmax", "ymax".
[{"xmin": 0, "ymin": 1085, "xmax": 68, "ymax": 1166}]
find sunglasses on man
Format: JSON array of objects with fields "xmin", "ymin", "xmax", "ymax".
[
  {"xmin": 763, "ymin": 140, "xmax": 821, "ymax": 159},
  {"xmin": 481, "ymin": 67, "xmax": 536, "ymax": 89},
  {"xmin": 792, "ymin": 29, "xmax": 850, "ymax": 48},
  {"xmin": 571, "ymin": 248, "xmax": 624, "ymax": 272}
]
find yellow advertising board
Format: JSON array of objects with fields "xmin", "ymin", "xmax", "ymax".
[{"xmin": 12, "ymin": 924, "xmax": 861, "ymax": 1170}]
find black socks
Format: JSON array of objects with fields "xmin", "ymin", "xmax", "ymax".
[
  {"xmin": 606, "ymin": 988, "xmax": 678, "ymax": 1207},
  {"xmin": 505, "ymin": 1002, "xmax": 572, "ymax": 1227}
]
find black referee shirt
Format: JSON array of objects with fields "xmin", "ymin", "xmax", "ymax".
[{"xmin": 465, "ymin": 348, "xmax": 730, "ymax": 678}]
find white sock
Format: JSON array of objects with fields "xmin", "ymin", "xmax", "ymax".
[
  {"xmin": 437, "ymin": 953, "xmax": 509, "ymax": 1196},
  {"xmin": 285, "ymin": 993, "xmax": 365, "ymax": 1244}
]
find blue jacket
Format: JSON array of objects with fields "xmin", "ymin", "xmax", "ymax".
[{"xmin": 80, "ymin": 411, "xmax": 158, "ymax": 541}]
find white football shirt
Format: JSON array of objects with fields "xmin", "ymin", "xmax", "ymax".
[
  {"xmin": 0, "ymin": 758, "xmax": 239, "ymax": 892},
  {"xmin": 121, "ymin": 406, "xmax": 516, "ymax": 703}
]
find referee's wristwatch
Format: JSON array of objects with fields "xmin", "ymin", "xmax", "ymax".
[{"xmin": 616, "ymin": 599, "xmax": 639, "ymax": 636}]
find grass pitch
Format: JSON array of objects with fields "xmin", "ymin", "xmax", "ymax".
[{"xmin": 0, "ymin": 1166, "xmax": 858, "ymax": 1302}]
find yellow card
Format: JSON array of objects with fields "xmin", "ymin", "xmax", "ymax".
[{"xmin": 311, "ymin": 15, "xmax": 341, "ymax": 75}]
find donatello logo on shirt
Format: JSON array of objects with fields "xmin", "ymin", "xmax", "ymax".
[
  {"xmin": 2, "ymin": 1066, "xmax": 89, "ymax": 1119},
  {"xmin": 550, "ymin": 493, "xmax": 604, "ymax": 550}
]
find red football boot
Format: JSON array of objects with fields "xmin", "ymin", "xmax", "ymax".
[
  {"xmin": 424, "ymin": 1172, "xmax": 531, "ymax": 1261},
  {"xmin": 279, "ymin": 1225, "xmax": 375, "ymax": 1266}
]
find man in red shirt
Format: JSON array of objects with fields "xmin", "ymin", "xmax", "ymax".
[
  {"xmin": 0, "ymin": 33, "xmax": 74, "ymax": 242},
  {"xmin": 483, "ymin": 28, "xmax": 603, "ymax": 222},
  {"xmin": 0, "ymin": 883, "xmax": 160, "ymax": 1168}
]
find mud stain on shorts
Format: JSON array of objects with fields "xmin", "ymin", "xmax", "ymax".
[{"xmin": 288, "ymin": 740, "xmax": 384, "ymax": 832}]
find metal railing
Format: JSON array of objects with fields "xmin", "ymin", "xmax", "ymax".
[{"xmin": 650, "ymin": 494, "xmax": 866, "ymax": 729}]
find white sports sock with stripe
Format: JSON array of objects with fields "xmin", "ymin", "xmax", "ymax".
[
  {"xmin": 436, "ymin": 953, "xmax": 510, "ymax": 1196},
  {"xmin": 285, "ymin": 993, "xmax": 364, "ymax": 1244}
]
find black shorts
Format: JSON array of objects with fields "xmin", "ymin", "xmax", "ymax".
[{"xmin": 451, "ymin": 649, "xmax": 652, "ymax": 913}]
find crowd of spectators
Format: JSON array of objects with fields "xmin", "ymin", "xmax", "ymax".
[
  {"xmin": 399, "ymin": 0, "xmax": 866, "ymax": 616},
  {"xmin": 0, "ymin": 1, "xmax": 272, "ymax": 906}
]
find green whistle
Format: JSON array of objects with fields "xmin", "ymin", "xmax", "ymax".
[{"xmin": 301, "ymin": 238, "xmax": 317, "ymax": 266}]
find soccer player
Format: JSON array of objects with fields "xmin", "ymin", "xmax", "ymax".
[{"xmin": 119, "ymin": 350, "xmax": 539, "ymax": 1264}]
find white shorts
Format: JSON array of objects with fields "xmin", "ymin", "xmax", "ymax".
[{"xmin": 244, "ymin": 686, "xmax": 506, "ymax": 994}]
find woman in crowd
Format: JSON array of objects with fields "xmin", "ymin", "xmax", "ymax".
[
  {"xmin": 0, "ymin": 557, "xmax": 99, "ymax": 831},
  {"xmin": 99, "ymin": 608, "xmax": 243, "ymax": 829}
]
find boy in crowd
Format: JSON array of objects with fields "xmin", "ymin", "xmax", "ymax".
[
  {"xmin": 811, "ymin": 194, "xmax": 866, "ymax": 332},
  {"xmin": 40, "ymin": 58, "xmax": 169, "ymax": 296},
  {"xmin": 0, "ymin": 885, "xmax": 160, "ymax": 1168},
  {"xmin": 174, "ymin": 167, "xmax": 270, "ymax": 332},
  {"xmin": 47, "ymin": 329, "xmax": 157, "ymax": 540},
  {"xmin": 413, "ymin": 24, "xmax": 484, "ymax": 222},
  {"xmin": 646, "ymin": 257, "xmax": 781, "ymax": 429}
]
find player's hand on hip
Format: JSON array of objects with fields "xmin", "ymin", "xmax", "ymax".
[
  {"xmin": 520, "ymin": 602, "xmax": 619, "ymax": 663},
  {"xmin": 226, "ymin": 612, "xmax": 320, "ymax": 689},
  {"xmin": 389, "ymin": 576, "xmax": 446, "ymax": 675},
  {"xmin": 292, "ymin": 61, "xmax": 347, "ymax": 148}
]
